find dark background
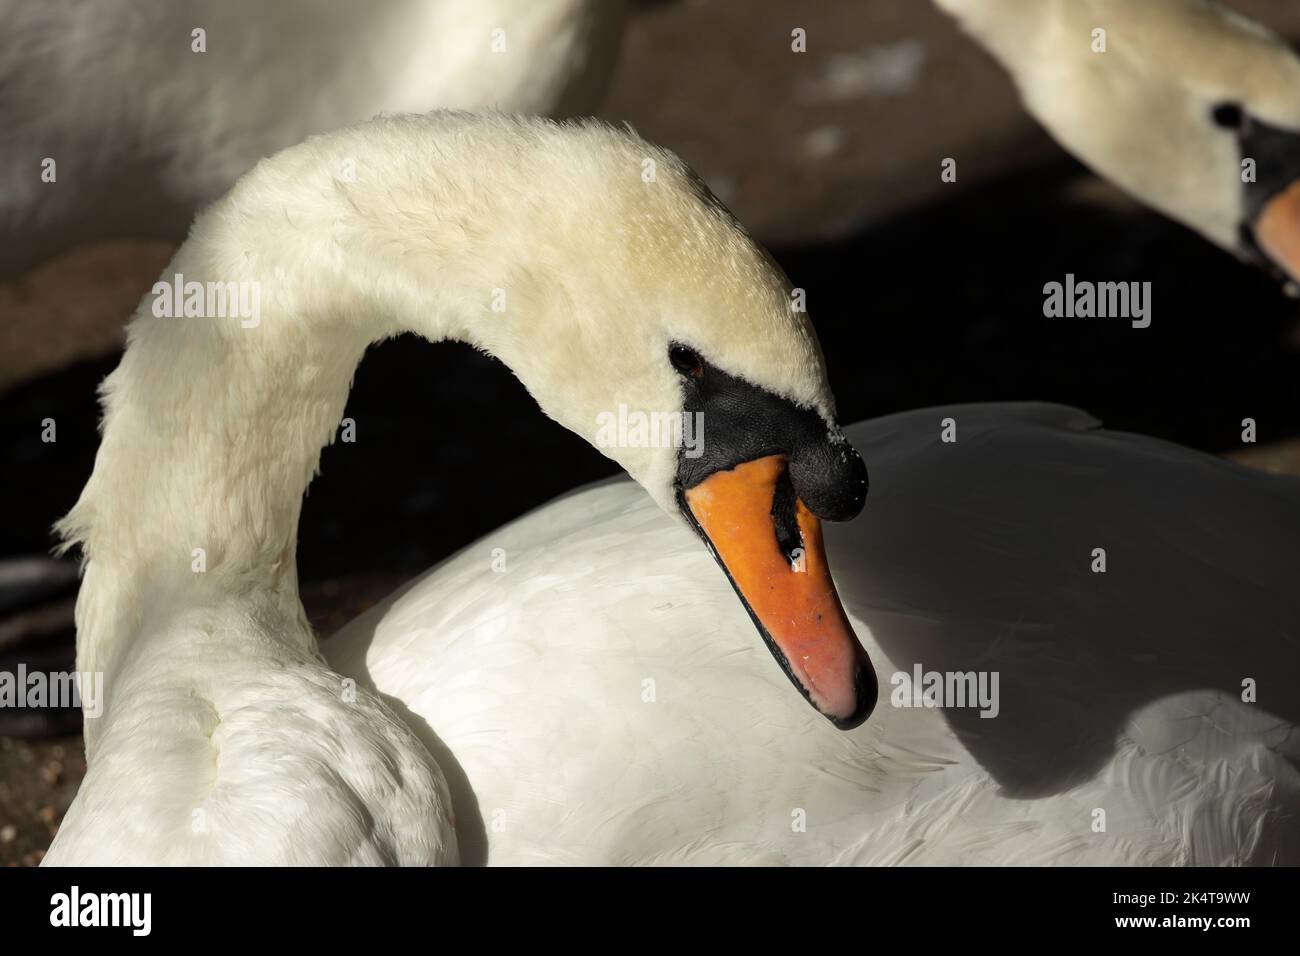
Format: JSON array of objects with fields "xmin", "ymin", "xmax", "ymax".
[{"xmin": 2, "ymin": 0, "xmax": 1299, "ymax": 864}]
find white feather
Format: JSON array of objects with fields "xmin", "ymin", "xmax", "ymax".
[{"xmin": 326, "ymin": 403, "xmax": 1300, "ymax": 865}]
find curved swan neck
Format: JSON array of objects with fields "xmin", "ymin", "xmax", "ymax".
[
  {"xmin": 59, "ymin": 116, "xmax": 587, "ymax": 680},
  {"xmin": 59, "ymin": 112, "xmax": 824, "ymax": 697}
]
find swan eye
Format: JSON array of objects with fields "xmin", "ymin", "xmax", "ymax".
[
  {"xmin": 669, "ymin": 344, "xmax": 704, "ymax": 379},
  {"xmin": 1212, "ymin": 103, "xmax": 1244, "ymax": 130}
]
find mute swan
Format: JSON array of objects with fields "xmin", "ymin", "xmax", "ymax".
[
  {"xmin": 42, "ymin": 112, "xmax": 874, "ymax": 865},
  {"xmin": 327, "ymin": 402, "xmax": 1300, "ymax": 865},
  {"xmin": 0, "ymin": 0, "xmax": 625, "ymax": 274},
  {"xmin": 934, "ymin": 0, "xmax": 1300, "ymax": 286}
]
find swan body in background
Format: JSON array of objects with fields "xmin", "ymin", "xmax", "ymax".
[
  {"xmin": 935, "ymin": 0, "xmax": 1300, "ymax": 286},
  {"xmin": 0, "ymin": 0, "xmax": 625, "ymax": 274},
  {"xmin": 327, "ymin": 403, "xmax": 1300, "ymax": 865},
  {"xmin": 43, "ymin": 112, "xmax": 873, "ymax": 864}
]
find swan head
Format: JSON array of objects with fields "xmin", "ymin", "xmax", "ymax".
[
  {"xmin": 406, "ymin": 117, "xmax": 878, "ymax": 727},
  {"xmin": 216, "ymin": 114, "xmax": 876, "ymax": 727},
  {"xmin": 1211, "ymin": 103, "xmax": 1300, "ymax": 290}
]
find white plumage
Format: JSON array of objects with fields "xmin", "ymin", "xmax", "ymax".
[
  {"xmin": 0, "ymin": 0, "xmax": 624, "ymax": 273},
  {"xmin": 42, "ymin": 112, "xmax": 845, "ymax": 865},
  {"xmin": 41, "ymin": 109, "xmax": 1299, "ymax": 867},
  {"xmin": 327, "ymin": 403, "xmax": 1300, "ymax": 865},
  {"xmin": 935, "ymin": 0, "xmax": 1300, "ymax": 273}
]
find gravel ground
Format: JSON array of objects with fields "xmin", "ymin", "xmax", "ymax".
[{"xmin": 4, "ymin": 0, "xmax": 1300, "ymax": 865}]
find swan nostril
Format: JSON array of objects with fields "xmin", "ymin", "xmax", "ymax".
[{"xmin": 770, "ymin": 466, "xmax": 804, "ymax": 564}]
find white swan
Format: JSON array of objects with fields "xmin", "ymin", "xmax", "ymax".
[
  {"xmin": 43, "ymin": 112, "xmax": 874, "ymax": 865},
  {"xmin": 934, "ymin": 0, "xmax": 1300, "ymax": 286},
  {"xmin": 326, "ymin": 402, "xmax": 1300, "ymax": 865},
  {"xmin": 0, "ymin": 0, "xmax": 625, "ymax": 274}
]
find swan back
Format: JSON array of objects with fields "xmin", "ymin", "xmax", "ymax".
[
  {"xmin": 0, "ymin": 0, "xmax": 626, "ymax": 272},
  {"xmin": 327, "ymin": 403, "xmax": 1300, "ymax": 864}
]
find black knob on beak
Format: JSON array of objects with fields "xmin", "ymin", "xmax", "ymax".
[{"xmin": 789, "ymin": 432, "xmax": 868, "ymax": 522}]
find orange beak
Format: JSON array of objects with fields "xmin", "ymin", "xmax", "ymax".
[
  {"xmin": 682, "ymin": 455, "xmax": 876, "ymax": 728},
  {"xmin": 1254, "ymin": 180, "xmax": 1300, "ymax": 285}
]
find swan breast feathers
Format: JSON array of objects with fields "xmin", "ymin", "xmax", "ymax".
[{"xmin": 45, "ymin": 601, "xmax": 456, "ymax": 866}]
